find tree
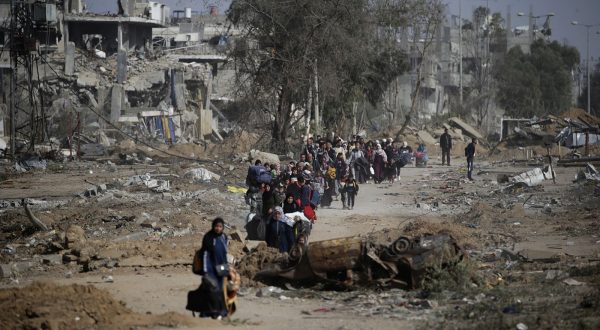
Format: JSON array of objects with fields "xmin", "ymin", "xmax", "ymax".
[
  {"xmin": 578, "ymin": 62, "xmax": 600, "ymax": 116},
  {"xmin": 458, "ymin": 8, "xmax": 507, "ymax": 128},
  {"xmin": 392, "ymin": 0, "xmax": 444, "ymax": 139},
  {"xmin": 495, "ymin": 40, "xmax": 579, "ymax": 118},
  {"xmin": 228, "ymin": 0, "xmax": 408, "ymax": 151}
]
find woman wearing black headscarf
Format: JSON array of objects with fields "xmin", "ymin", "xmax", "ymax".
[
  {"xmin": 283, "ymin": 193, "xmax": 300, "ymax": 214},
  {"xmin": 196, "ymin": 217, "xmax": 229, "ymax": 319}
]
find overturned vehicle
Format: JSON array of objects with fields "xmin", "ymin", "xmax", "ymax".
[{"xmin": 254, "ymin": 233, "xmax": 465, "ymax": 289}]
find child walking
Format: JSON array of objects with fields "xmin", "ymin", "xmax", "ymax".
[{"xmin": 342, "ymin": 175, "xmax": 359, "ymax": 210}]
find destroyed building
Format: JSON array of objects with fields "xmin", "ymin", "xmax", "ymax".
[{"xmin": 0, "ymin": 0, "xmax": 238, "ymax": 156}]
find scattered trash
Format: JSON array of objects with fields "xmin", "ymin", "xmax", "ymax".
[
  {"xmin": 516, "ymin": 322, "xmax": 528, "ymax": 330},
  {"xmin": 227, "ymin": 186, "xmax": 247, "ymax": 193},
  {"xmin": 563, "ymin": 278, "xmax": 585, "ymax": 286}
]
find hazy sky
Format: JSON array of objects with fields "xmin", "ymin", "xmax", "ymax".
[
  {"xmin": 85, "ymin": 0, "xmax": 600, "ymax": 63},
  {"xmin": 447, "ymin": 0, "xmax": 600, "ymax": 64}
]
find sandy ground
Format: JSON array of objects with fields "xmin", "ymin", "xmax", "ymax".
[{"xmin": 2, "ymin": 156, "xmax": 599, "ymax": 329}]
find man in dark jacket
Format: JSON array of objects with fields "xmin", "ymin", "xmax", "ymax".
[
  {"xmin": 440, "ymin": 128, "xmax": 452, "ymax": 166},
  {"xmin": 465, "ymin": 138, "xmax": 477, "ymax": 181}
]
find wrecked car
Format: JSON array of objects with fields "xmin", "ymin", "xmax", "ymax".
[{"xmin": 255, "ymin": 233, "xmax": 465, "ymax": 289}]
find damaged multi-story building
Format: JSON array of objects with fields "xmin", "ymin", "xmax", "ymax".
[
  {"xmin": 0, "ymin": 0, "xmax": 238, "ymax": 155},
  {"xmin": 381, "ymin": 5, "xmax": 544, "ymax": 136}
]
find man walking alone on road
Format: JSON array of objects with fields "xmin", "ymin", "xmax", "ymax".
[
  {"xmin": 440, "ymin": 128, "xmax": 452, "ymax": 166},
  {"xmin": 465, "ymin": 138, "xmax": 477, "ymax": 181}
]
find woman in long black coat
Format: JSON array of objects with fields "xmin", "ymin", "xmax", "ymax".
[{"xmin": 197, "ymin": 218, "xmax": 229, "ymax": 319}]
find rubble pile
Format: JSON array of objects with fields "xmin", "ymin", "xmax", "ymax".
[
  {"xmin": 491, "ymin": 108, "xmax": 600, "ymax": 162},
  {"xmin": 0, "ymin": 282, "xmax": 199, "ymax": 330}
]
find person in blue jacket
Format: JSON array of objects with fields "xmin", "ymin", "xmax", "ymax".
[{"xmin": 197, "ymin": 217, "xmax": 229, "ymax": 319}]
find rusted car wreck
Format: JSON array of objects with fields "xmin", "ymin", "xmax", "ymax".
[{"xmin": 255, "ymin": 233, "xmax": 465, "ymax": 289}]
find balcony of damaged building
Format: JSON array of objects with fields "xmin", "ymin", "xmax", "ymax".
[{"xmin": 10, "ymin": 0, "xmax": 237, "ymax": 162}]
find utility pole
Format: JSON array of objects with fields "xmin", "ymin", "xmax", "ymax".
[
  {"xmin": 458, "ymin": 0, "xmax": 463, "ymax": 110},
  {"xmin": 571, "ymin": 21, "xmax": 599, "ymax": 115},
  {"xmin": 9, "ymin": 0, "xmax": 16, "ymax": 156},
  {"xmin": 313, "ymin": 61, "xmax": 320, "ymax": 135}
]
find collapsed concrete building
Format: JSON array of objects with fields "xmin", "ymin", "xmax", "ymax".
[
  {"xmin": 0, "ymin": 0, "xmax": 237, "ymax": 155},
  {"xmin": 381, "ymin": 5, "xmax": 549, "ymax": 136}
]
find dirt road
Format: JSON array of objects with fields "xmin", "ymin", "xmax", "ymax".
[
  {"xmin": 50, "ymin": 167, "xmax": 446, "ymax": 330},
  {"xmin": 3, "ymin": 160, "xmax": 599, "ymax": 330}
]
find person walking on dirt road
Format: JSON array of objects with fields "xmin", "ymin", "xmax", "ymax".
[
  {"xmin": 465, "ymin": 138, "xmax": 477, "ymax": 181},
  {"xmin": 440, "ymin": 128, "xmax": 452, "ymax": 166},
  {"xmin": 194, "ymin": 217, "xmax": 229, "ymax": 319}
]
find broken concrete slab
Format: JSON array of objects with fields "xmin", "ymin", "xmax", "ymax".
[
  {"xmin": 448, "ymin": 117, "xmax": 484, "ymax": 141},
  {"xmin": 122, "ymin": 174, "xmax": 171, "ymax": 193},
  {"xmin": 76, "ymin": 71, "xmax": 99, "ymax": 88},
  {"xmin": 41, "ymin": 254, "xmax": 64, "ymax": 265},
  {"xmin": 125, "ymin": 71, "xmax": 166, "ymax": 92},
  {"xmin": 509, "ymin": 166, "xmax": 555, "ymax": 187},
  {"xmin": 184, "ymin": 167, "xmax": 221, "ymax": 182},
  {"xmin": 249, "ymin": 150, "xmax": 280, "ymax": 165},
  {"xmin": 417, "ymin": 130, "xmax": 437, "ymax": 145}
]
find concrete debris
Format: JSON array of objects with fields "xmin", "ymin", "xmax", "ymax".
[
  {"xmin": 15, "ymin": 156, "xmax": 48, "ymax": 172},
  {"xmin": 417, "ymin": 130, "xmax": 437, "ymax": 145},
  {"xmin": 122, "ymin": 174, "xmax": 171, "ymax": 192},
  {"xmin": 545, "ymin": 270, "xmax": 568, "ymax": 281},
  {"xmin": 0, "ymin": 261, "xmax": 35, "ymax": 278},
  {"xmin": 448, "ymin": 117, "xmax": 485, "ymax": 141},
  {"xmin": 95, "ymin": 49, "xmax": 107, "ymax": 59},
  {"xmin": 508, "ymin": 166, "xmax": 555, "ymax": 187},
  {"xmin": 79, "ymin": 143, "xmax": 106, "ymax": 157},
  {"xmin": 76, "ymin": 71, "xmax": 99, "ymax": 88},
  {"xmin": 575, "ymin": 163, "xmax": 600, "ymax": 182},
  {"xmin": 184, "ymin": 167, "xmax": 221, "ymax": 182},
  {"xmin": 249, "ymin": 150, "xmax": 280, "ymax": 165}
]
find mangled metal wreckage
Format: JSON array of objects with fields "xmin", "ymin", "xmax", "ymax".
[{"xmin": 255, "ymin": 234, "xmax": 465, "ymax": 289}]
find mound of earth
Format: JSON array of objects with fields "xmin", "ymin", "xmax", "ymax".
[
  {"xmin": 0, "ymin": 282, "xmax": 206, "ymax": 330},
  {"xmin": 235, "ymin": 242, "xmax": 286, "ymax": 287}
]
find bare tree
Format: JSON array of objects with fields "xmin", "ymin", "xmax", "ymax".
[{"xmin": 391, "ymin": 0, "xmax": 444, "ymax": 139}]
